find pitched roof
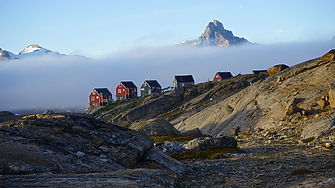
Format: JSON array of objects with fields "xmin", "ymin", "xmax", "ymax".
[
  {"xmin": 174, "ymin": 75, "xmax": 194, "ymax": 83},
  {"xmin": 94, "ymin": 88, "xmax": 112, "ymax": 95},
  {"xmin": 144, "ymin": 80, "xmax": 161, "ymax": 88},
  {"xmin": 121, "ymin": 81, "xmax": 137, "ymax": 88},
  {"xmin": 216, "ymin": 72, "xmax": 233, "ymax": 79}
]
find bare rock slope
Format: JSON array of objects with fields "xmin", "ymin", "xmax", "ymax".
[
  {"xmin": 0, "ymin": 113, "xmax": 188, "ymax": 187},
  {"xmin": 175, "ymin": 50, "xmax": 335, "ymax": 140}
]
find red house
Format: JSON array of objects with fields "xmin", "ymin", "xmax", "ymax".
[
  {"xmin": 115, "ymin": 81, "xmax": 137, "ymax": 101},
  {"xmin": 89, "ymin": 88, "xmax": 113, "ymax": 107},
  {"xmin": 213, "ymin": 71, "xmax": 233, "ymax": 82}
]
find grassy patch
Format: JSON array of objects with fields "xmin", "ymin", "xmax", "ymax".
[
  {"xmin": 291, "ymin": 168, "xmax": 314, "ymax": 175},
  {"xmin": 169, "ymin": 146, "xmax": 246, "ymax": 160},
  {"xmin": 149, "ymin": 135, "xmax": 193, "ymax": 142}
]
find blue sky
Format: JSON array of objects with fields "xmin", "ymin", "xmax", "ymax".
[{"xmin": 1, "ymin": 0, "xmax": 335, "ymax": 58}]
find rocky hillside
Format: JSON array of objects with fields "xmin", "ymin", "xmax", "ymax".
[
  {"xmin": 92, "ymin": 73, "xmax": 265, "ymax": 129},
  {"xmin": 175, "ymin": 50, "xmax": 335, "ymax": 141},
  {"xmin": 179, "ymin": 20, "xmax": 251, "ymax": 47}
]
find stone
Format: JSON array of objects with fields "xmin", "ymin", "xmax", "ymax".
[
  {"xmin": 301, "ymin": 118, "xmax": 335, "ymax": 139},
  {"xmin": 183, "ymin": 136, "xmax": 237, "ymax": 151},
  {"xmin": 281, "ymin": 105, "xmax": 302, "ymax": 121},
  {"xmin": 181, "ymin": 128, "xmax": 206, "ymax": 138},
  {"xmin": 129, "ymin": 118, "xmax": 181, "ymax": 136},
  {"xmin": 267, "ymin": 64, "xmax": 289, "ymax": 76},
  {"xmin": 143, "ymin": 147, "xmax": 191, "ymax": 175}
]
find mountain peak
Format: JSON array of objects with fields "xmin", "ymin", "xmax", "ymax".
[{"xmin": 179, "ymin": 20, "xmax": 251, "ymax": 47}]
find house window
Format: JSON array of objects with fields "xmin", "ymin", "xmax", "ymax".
[
  {"xmin": 216, "ymin": 75, "xmax": 219, "ymax": 78},
  {"xmin": 123, "ymin": 89, "xmax": 125, "ymax": 92},
  {"xmin": 134, "ymin": 89, "xmax": 136, "ymax": 92},
  {"xmin": 91, "ymin": 96, "xmax": 95, "ymax": 101},
  {"xmin": 118, "ymin": 89, "xmax": 121, "ymax": 93}
]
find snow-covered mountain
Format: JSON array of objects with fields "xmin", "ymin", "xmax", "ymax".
[
  {"xmin": 0, "ymin": 44, "xmax": 66, "ymax": 61},
  {"xmin": 178, "ymin": 20, "xmax": 251, "ymax": 47}
]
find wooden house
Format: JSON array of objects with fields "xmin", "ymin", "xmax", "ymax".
[
  {"xmin": 173, "ymin": 75, "xmax": 194, "ymax": 89},
  {"xmin": 213, "ymin": 71, "xmax": 233, "ymax": 82},
  {"xmin": 115, "ymin": 81, "xmax": 137, "ymax": 101},
  {"xmin": 140, "ymin": 80, "xmax": 161, "ymax": 96},
  {"xmin": 89, "ymin": 88, "xmax": 113, "ymax": 107}
]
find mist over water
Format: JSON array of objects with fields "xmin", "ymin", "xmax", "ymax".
[{"xmin": 1, "ymin": 41, "xmax": 334, "ymax": 113}]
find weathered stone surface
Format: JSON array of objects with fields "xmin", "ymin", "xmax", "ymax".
[
  {"xmin": 154, "ymin": 141, "xmax": 186, "ymax": 154},
  {"xmin": 183, "ymin": 136, "xmax": 237, "ymax": 151},
  {"xmin": 301, "ymin": 117, "xmax": 335, "ymax": 139},
  {"xmin": 129, "ymin": 118, "xmax": 181, "ymax": 136},
  {"xmin": 143, "ymin": 146, "xmax": 190, "ymax": 175},
  {"xmin": 175, "ymin": 55, "xmax": 335, "ymax": 137},
  {"xmin": 329, "ymin": 84, "xmax": 335, "ymax": 109},
  {"xmin": 0, "ymin": 114, "xmax": 189, "ymax": 177},
  {"xmin": 181, "ymin": 128, "xmax": 206, "ymax": 138},
  {"xmin": 267, "ymin": 64, "xmax": 289, "ymax": 76},
  {"xmin": 321, "ymin": 49, "xmax": 335, "ymax": 61}
]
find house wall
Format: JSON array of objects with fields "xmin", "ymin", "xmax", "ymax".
[
  {"xmin": 115, "ymin": 82, "xmax": 137, "ymax": 101},
  {"xmin": 89, "ymin": 90, "xmax": 112, "ymax": 105},
  {"xmin": 213, "ymin": 73, "xmax": 222, "ymax": 82}
]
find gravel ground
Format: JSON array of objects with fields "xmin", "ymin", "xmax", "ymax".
[{"xmin": 180, "ymin": 138, "xmax": 335, "ymax": 188}]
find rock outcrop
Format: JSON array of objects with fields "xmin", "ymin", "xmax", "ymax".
[
  {"xmin": 175, "ymin": 51, "xmax": 335, "ymax": 141},
  {"xmin": 0, "ymin": 114, "xmax": 189, "ymax": 177},
  {"xmin": 129, "ymin": 118, "xmax": 182, "ymax": 136},
  {"xmin": 267, "ymin": 64, "xmax": 289, "ymax": 76},
  {"xmin": 183, "ymin": 136, "xmax": 237, "ymax": 151},
  {"xmin": 321, "ymin": 49, "xmax": 335, "ymax": 61},
  {"xmin": 179, "ymin": 20, "xmax": 251, "ymax": 47}
]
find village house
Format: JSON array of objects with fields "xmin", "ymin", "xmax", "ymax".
[
  {"xmin": 89, "ymin": 88, "xmax": 113, "ymax": 107},
  {"xmin": 140, "ymin": 80, "xmax": 162, "ymax": 96},
  {"xmin": 173, "ymin": 75, "xmax": 195, "ymax": 89},
  {"xmin": 115, "ymin": 81, "xmax": 137, "ymax": 101},
  {"xmin": 213, "ymin": 71, "xmax": 233, "ymax": 82}
]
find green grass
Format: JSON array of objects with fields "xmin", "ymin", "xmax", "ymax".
[
  {"xmin": 149, "ymin": 135, "xmax": 193, "ymax": 142},
  {"xmin": 169, "ymin": 146, "xmax": 246, "ymax": 160}
]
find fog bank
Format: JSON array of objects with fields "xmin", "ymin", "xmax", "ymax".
[{"xmin": 1, "ymin": 41, "xmax": 334, "ymax": 113}]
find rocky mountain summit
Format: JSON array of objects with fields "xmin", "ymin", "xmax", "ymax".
[
  {"xmin": 179, "ymin": 20, "xmax": 251, "ymax": 47},
  {"xmin": 0, "ymin": 44, "xmax": 69, "ymax": 61},
  {"xmin": 0, "ymin": 48, "xmax": 18, "ymax": 61}
]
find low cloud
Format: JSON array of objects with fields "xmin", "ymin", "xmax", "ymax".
[{"xmin": 1, "ymin": 40, "xmax": 334, "ymax": 113}]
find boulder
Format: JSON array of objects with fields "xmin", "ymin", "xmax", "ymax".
[
  {"xmin": 183, "ymin": 136, "xmax": 237, "ymax": 151},
  {"xmin": 154, "ymin": 141, "xmax": 186, "ymax": 154},
  {"xmin": 321, "ymin": 49, "xmax": 335, "ymax": 61},
  {"xmin": 267, "ymin": 64, "xmax": 289, "ymax": 76},
  {"xmin": 281, "ymin": 105, "xmax": 303, "ymax": 121},
  {"xmin": 301, "ymin": 117, "xmax": 335, "ymax": 139},
  {"xmin": 129, "ymin": 118, "xmax": 182, "ymax": 136},
  {"xmin": 181, "ymin": 128, "xmax": 206, "ymax": 138},
  {"xmin": 143, "ymin": 147, "xmax": 190, "ymax": 174}
]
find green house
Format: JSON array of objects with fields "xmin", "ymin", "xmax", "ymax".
[{"xmin": 140, "ymin": 80, "xmax": 162, "ymax": 96}]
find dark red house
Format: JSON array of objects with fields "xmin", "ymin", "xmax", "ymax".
[
  {"xmin": 89, "ymin": 88, "xmax": 113, "ymax": 107},
  {"xmin": 213, "ymin": 71, "xmax": 233, "ymax": 82},
  {"xmin": 115, "ymin": 81, "xmax": 137, "ymax": 101}
]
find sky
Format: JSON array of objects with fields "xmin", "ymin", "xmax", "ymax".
[
  {"xmin": 1, "ymin": 0, "xmax": 335, "ymax": 58},
  {"xmin": 1, "ymin": 0, "xmax": 335, "ymax": 113}
]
